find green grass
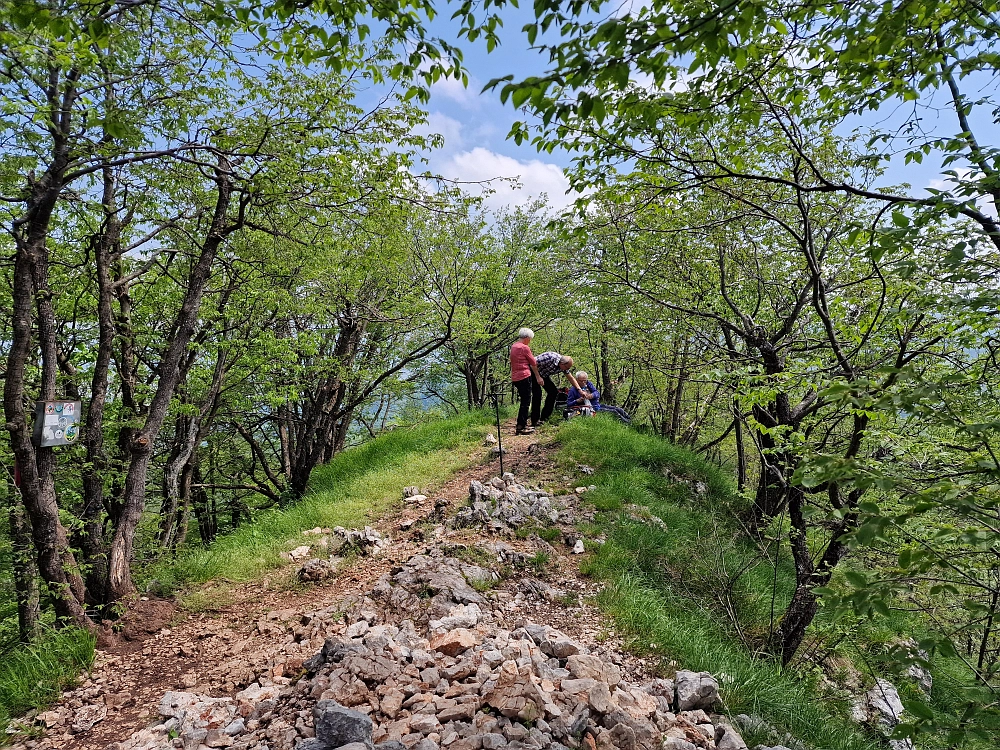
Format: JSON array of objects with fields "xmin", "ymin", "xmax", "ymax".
[
  {"xmin": 557, "ymin": 416, "xmax": 877, "ymax": 750},
  {"xmin": 0, "ymin": 627, "xmax": 95, "ymax": 739},
  {"xmin": 146, "ymin": 409, "xmax": 494, "ymax": 590},
  {"xmin": 558, "ymin": 416, "xmax": 1000, "ymax": 748}
]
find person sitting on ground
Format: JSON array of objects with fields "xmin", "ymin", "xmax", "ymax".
[
  {"xmin": 534, "ymin": 351, "xmax": 583, "ymax": 424},
  {"xmin": 565, "ymin": 374, "xmax": 596, "ymax": 418},
  {"xmin": 566, "ymin": 371, "xmax": 632, "ymax": 424},
  {"xmin": 510, "ymin": 327, "xmax": 544, "ymax": 435}
]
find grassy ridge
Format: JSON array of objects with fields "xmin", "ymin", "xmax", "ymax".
[
  {"xmin": 556, "ymin": 417, "xmax": 877, "ymax": 750},
  {"xmin": 147, "ymin": 409, "xmax": 494, "ymax": 590}
]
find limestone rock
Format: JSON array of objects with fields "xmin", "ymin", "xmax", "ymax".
[
  {"xmin": 429, "ymin": 604, "xmax": 482, "ymax": 633},
  {"xmin": 284, "ymin": 545, "xmax": 312, "ymax": 561},
  {"xmin": 429, "ymin": 628, "xmax": 479, "ymax": 656},
  {"xmin": 313, "ymin": 699, "xmax": 373, "ymax": 747},
  {"xmin": 674, "ymin": 670, "xmax": 720, "ymax": 711},
  {"xmin": 70, "ymin": 703, "xmax": 107, "ymax": 733},
  {"xmin": 566, "ymin": 655, "xmax": 621, "ymax": 687},
  {"xmin": 298, "ymin": 558, "xmax": 338, "ymax": 582},
  {"xmin": 715, "ymin": 720, "xmax": 748, "ymax": 750},
  {"xmin": 483, "ymin": 660, "xmax": 545, "ymax": 722}
]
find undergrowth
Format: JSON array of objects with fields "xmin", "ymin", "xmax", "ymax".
[
  {"xmin": 559, "ymin": 417, "xmax": 1000, "ymax": 748},
  {"xmin": 0, "ymin": 627, "xmax": 95, "ymax": 740}
]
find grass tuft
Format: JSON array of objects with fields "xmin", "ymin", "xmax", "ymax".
[{"xmin": 0, "ymin": 627, "xmax": 95, "ymax": 740}]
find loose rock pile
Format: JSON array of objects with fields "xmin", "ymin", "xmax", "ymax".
[
  {"xmin": 453, "ymin": 475, "xmax": 568, "ymax": 531},
  {"xmin": 293, "ymin": 527, "xmax": 390, "ymax": 581},
  {"xmin": 111, "ymin": 552, "xmax": 751, "ymax": 750}
]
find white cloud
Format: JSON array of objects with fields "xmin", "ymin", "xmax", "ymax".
[
  {"xmin": 430, "ymin": 75, "xmax": 482, "ymax": 108},
  {"xmin": 927, "ymin": 167, "xmax": 998, "ymax": 219},
  {"xmin": 413, "ymin": 112, "xmax": 464, "ymax": 150},
  {"xmin": 438, "ymin": 147, "xmax": 577, "ymax": 211}
]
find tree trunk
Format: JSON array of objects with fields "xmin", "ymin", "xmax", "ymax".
[
  {"xmin": 159, "ymin": 414, "xmax": 196, "ymax": 550},
  {"xmin": 978, "ymin": 577, "xmax": 1000, "ymax": 676},
  {"xmin": 733, "ymin": 400, "xmax": 747, "ymax": 492},
  {"xmin": 105, "ymin": 155, "xmax": 237, "ymax": 603},
  {"xmin": 771, "ymin": 487, "xmax": 852, "ymax": 664},
  {"xmin": 669, "ymin": 338, "xmax": 690, "ymax": 441},
  {"xmin": 461, "ymin": 352, "xmax": 488, "ymax": 409},
  {"xmin": 288, "ymin": 315, "xmax": 364, "ymax": 498},
  {"xmin": 600, "ymin": 336, "xmax": 615, "ymax": 405},
  {"xmin": 278, "ymin": 404, "xmax": 293, "ymax": 479},
  {"xmin": 159, "ymin": 347, "xmax": 226, "ymax": 551},
  {"xmin": 172, "ymin": 460, "xmax": 196, "ymax": 551},
  {"xmin": 5, "ymin": 185, "xmax": 92, "ymax": 628}
]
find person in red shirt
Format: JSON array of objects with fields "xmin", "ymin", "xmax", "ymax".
[{"xmin": 510, "ymin": 327, "xmax": 543, "ymax": 435}]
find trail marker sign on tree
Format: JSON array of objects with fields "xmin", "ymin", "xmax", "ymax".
[{"xmin": 32, "ymin": 401, "xmax": 81, "ymax": 447}]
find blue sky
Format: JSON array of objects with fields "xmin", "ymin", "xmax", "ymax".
[
  {"xmin": 403, "ymin": 4, "xmax": 582, "ymax": 212},
  {"xmin": 380, "ymin": 9, "xmax": 997, "ymax": 218}
]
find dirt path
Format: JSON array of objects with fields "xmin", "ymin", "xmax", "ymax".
[{"xmin": 12, "ymin": 420, "xmax": 653, "ymax": 750}]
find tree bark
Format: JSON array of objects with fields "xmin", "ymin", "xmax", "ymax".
[
  {"xmin": 733, "ymin": 399, "xmax": 747, "ymax": 492},
  {"xmin": 669, "ymin": 338, "xmax": 690, "ymax": 442},
  {"xmin": 4, "ymin": 128, "xmax": 92, "ymax": 627},
  {"xmin": 77, "ymin": 163, "xmax": 122, "ymax": 605},
  {"xmin": 600, "ymin": 335, "xmax": 615, "ymax": 405},
  {"xmin": 159, "ymin": 347, "xmax": 226, "ymax": 551},
  {"xmin": 771, "ymin": 487, "xmax": 853, "ymax": 664}
]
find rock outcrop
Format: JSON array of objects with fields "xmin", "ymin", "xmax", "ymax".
[{"xmin": 453, "ymin": 475, "xmax": 567, "ymax": 531}]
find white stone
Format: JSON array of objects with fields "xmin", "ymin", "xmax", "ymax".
[{"xmin": 346, "ymin": 620, "xmax": 370, "ymax": 638}]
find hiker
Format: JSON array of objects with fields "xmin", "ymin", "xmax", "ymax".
[
  {"xmin": 510, "ymin": 328, "xmax": 543, "ymax": 435},
  {"xmin": 534, "ymin": 350, "xmax": 583, "ymax": 424},
  {"xmin": 567, "ymin": 371, "xmax": 632, "ymax": 424},
  {"xmin": 565, "ymin": 375, "xmax": 596, "ymax": 418}
]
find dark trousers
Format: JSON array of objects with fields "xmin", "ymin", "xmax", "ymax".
[
  {"xmin": 539, "ymin": 376, "xmax": 559, "ymax": 423},
  {"xmin": 514, "ymin": 377, "xmax": 541, "ymax": 429}
]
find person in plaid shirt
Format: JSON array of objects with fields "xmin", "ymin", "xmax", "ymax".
[{"xmin": 533, "ymin": 350, "xmax": 583, "ymax": 426}]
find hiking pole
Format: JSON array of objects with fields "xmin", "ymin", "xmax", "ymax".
[{"xmin": 491, "ymin": 387, "xmax": 504, "ymax": 476}]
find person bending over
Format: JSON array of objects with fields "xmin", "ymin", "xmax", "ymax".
[{"xmin": 534, "ymin": 351, "xmax": 583, "ymax": 425}]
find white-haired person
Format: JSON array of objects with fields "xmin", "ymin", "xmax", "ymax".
[
  {"xmin": 510, "ymin": 328, "xmax": 543, "ymax": 435},
  {"xmin": 566, "ymin": 371, "xmax": 631, "ymax": 424}
]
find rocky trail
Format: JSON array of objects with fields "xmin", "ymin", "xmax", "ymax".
[{"xmin": 9, "ymin": 423, "xmax": 796, "ymax": 750}]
